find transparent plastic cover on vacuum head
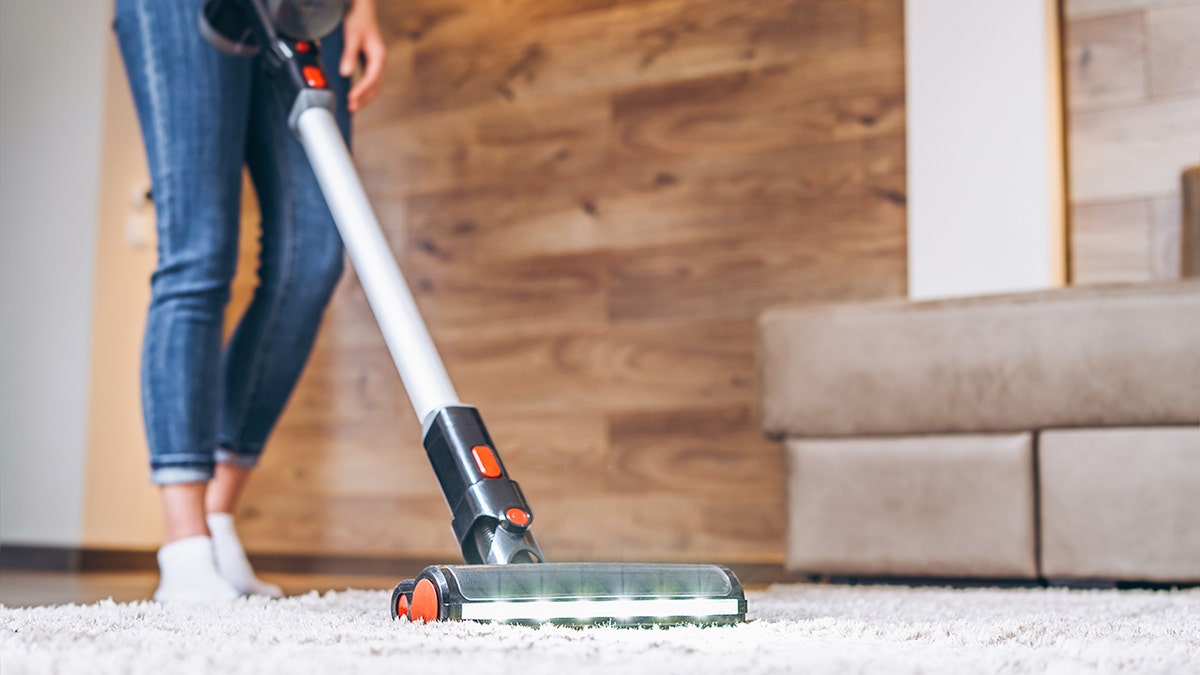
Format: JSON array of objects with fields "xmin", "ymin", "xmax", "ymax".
[{"xmin": 445, "ymin": 563, "xmax": 735, "ymax": 601}]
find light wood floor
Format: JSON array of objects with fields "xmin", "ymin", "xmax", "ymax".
[{"xmin": 0, "ymin": 570, "xmax": 400, "ymax": 608}]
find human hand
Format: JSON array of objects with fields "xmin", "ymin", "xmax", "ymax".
[{"xmin": 339, "ymin": 0, "xmax": 387, "ymax": 113}]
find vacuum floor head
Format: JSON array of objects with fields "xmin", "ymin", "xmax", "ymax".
[{"xmin": 392, "ymin": 562, "xmax": 746, "ymax": 627}]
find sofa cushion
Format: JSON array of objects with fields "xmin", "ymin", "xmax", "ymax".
[
  {"xmin": 1040, "ymin": 427, "xmax": 1200, "ymax": 583},
  {"xmin": 785, "ymin": 433, "xmax": 1037, "ymax": 578},
  {"xmin": 761, "ymin": 280, "xmax": 1200, "ymax": 438}
]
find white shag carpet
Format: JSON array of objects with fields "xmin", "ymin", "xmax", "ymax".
[{"xmin": 3, "ymin": 584, "xmax": 1198, "ymax": 674}]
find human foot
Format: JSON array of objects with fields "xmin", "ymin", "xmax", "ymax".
[
  {"xmin": 206, "ymin": 512, "xmax": 283, "ymax": 598},
  {"xmin": 154, "ymin": 535, "xmax": 241, "ymax": 603}
]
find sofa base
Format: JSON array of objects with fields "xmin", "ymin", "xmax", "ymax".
[
  {"xmin": 785, "ymin": 433, "xmax": 1038, "ymax": 578},
  {"xmin": 1040, "ymin": 427, "xmax": 1200, "ymax": 583}
]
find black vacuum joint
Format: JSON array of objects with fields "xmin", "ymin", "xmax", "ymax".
[{"xmin": 422, "ymin": 406, "xmax": 545, "ymax": 565}]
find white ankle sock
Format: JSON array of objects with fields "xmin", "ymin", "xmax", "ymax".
[
  {"xmin": 154, "ymin": 535, "xmax": 240, "ymax": 603},
  {"xmin": 206, "ymin": 512, "xmax": 283, "ymax": 598}
]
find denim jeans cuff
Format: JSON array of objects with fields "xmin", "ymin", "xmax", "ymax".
[
  {"xmin": 151, "ymin": 465, "xmax": 214, "ymax": 485},
  {"xmin": 215, "ymin": 447, "xmax": 261, "ymax": 469}
]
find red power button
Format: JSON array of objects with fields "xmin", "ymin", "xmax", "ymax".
[{"xmin": 302, "ymin": 65, "xmax": 327, "ymax": 89}]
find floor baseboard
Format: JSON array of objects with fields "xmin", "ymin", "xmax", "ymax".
[{"xmin": 0, "ymin": 545, "xmax": 82, "ymax": 572}]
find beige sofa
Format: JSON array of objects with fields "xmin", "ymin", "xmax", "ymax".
[{"xmin": 759, "ymin": 280, "xmax": 1200, "ymax": 583}]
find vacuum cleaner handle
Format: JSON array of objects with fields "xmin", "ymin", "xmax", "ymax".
[
  {"xmin": 294, "ymin": 106, "xmax": 463, "ymax": 421},
  {"xmin": 200, "ymin": 0, "xmax": 546, "ymax": 565}
]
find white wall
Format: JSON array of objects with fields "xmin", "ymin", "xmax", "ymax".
[
  {"xmin": 0, "ymin": 3, "xmax": 109, "ymax": 545},
  {"xmin": 906, "ymin": 0, "xmax": 1066, "ymax": 300},
  {"xmin": 80, "ymin": 33, "xmax": 162, "ymax": 550}
]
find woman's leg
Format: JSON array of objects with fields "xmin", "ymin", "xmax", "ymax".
[
  {"xmin": 203, "ymin": 29, "xmax": 353, "ymax": 595},
  {"xmin": 218, "ymin": 28, "xmax": 351, "ymax": 468},
  {"xmin": 114, "ymin": 0, "xmax": 253, "ymax": 601}
]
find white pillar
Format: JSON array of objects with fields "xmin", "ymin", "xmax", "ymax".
[
  {"xmin": 0, "ymin": 0, "xmax": 107, "ymax": 546},
  {"xmin": 906, "ymin": 0, "xmax": 1066, "ymax": 300}
]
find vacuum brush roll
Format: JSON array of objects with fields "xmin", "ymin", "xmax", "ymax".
[{"xmin": 391, "ymin": 563, "xmax": 747, "ymax": 627}]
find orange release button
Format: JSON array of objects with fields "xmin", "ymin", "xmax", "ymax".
[
  {"xmin": 505, "ymin": 508, "xmax": 531, "ymax": 527},
  {"xmin": 302, "ymin": 65, "xmax": 327, "ymax": 89},
  {"xmin": 471, "ymin": 445, "xmax": 502, "ymax": 479}
]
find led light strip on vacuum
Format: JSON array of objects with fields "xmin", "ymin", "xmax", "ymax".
[
  {"xmin": 395, "ymin": 563, "xmax": 748, "ymax": 626},
  {"xmin": 458, "ymin": 597, "xmax": 742, "ymax": 623}
]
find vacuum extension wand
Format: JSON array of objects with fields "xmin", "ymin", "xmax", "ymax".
[
  {"xmin": 299, "ymin": 108, "xmax": 549, "ymax": 567},
  {"xmin": 202, "ymin": 0, "xmax": 746, "ymax": 626}
]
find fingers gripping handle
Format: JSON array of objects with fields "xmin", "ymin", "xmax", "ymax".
[{"xmin": 294, "ymin": 107, "xmax": 461, "ymax": 421}]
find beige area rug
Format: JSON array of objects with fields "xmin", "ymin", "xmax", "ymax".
[{"xmin": 3, "ymin": 584, "xmax": 1197, "ymax": 674}]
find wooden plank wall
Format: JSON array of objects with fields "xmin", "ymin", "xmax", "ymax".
[
  {"xmin": 235, "ymin": 0, "xmax": 907, "ymax": 564},
  {"xmin": 1064, "ymin": 0, "xmax": 1200, "ymax": 283}
]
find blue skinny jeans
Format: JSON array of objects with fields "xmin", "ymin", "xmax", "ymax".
[{"xmin": 114, "ymin": 0, "xmax": 351, "ymax": 484}]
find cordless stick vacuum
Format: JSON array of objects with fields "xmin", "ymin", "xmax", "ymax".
[{"xmin": 201, "ymin": 0, "xmax": 747, "ymax": 627}]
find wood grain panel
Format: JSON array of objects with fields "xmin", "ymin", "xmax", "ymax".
[
  {"xmin": 237, "ymin": 493, "xmax": 459, "ymax": 557},
  {"xmin": 607, "ymin": 405, "xmax": 784, "ymax": 499},
  {"xmin": 292, "ymin": 319, "xmax": 758, "ymax": 416},
  {"xmin": 1065, "ymin": 0, "xmax": 1190, "ymax": 18},
  {"xmin": 352, "ymin": 41, "xmax": 417, "ymax": 132},
  {"xmin": 316, "ymin": 250, "xmax": 617, "ymax": 350},
  {"xmin": 1069, "ymin": 98, "xmax": 1200, "ymax": 203},
  {"xmin": 531, "ymin": 494, "xmax": 785, "ymax": 561},
  {"xmin": 478, "ymin": 413, "xmax": 612, "ymax": 497},
  {"xmin": 249, "ymin": 419, "xmax": 438, "ymax": 500},
  {"xmin": 1150, "ymin": 195, "xmax": 1183, "ymax": 279},
  {"xmin": 609, "ymin": 221, "xmax": 905, "ymax": 323},
  {"xmin": 247, "ymin": 0, "xmax": 908, "ymax": 563},
  {"xmin": 273, "ymin": 414, "xmax": 613, "ymax": 500},
  {"xmin": 1066, "ymin": 12, "xmax": 1147, "ymax": 110},
  {"xmin": 356, "ymin": 94, "xmax": 612, "ymax": 198},
  {"xmin": 863, "ymin": 0, "xmax": 904, "ymax": 47},
  {"xmin": 475, "ymin": 0, "xmax": 680, "ymax": 27},
  {"xmin": 440, "ymin": 318, "xmax": 760, "ymax": 415},
  {"xmin": 243, "ymin": 463, "xmax": 784, "ymax": 560},
  {"xmin": 1147, "ymin": 4, "xmax": 1200, "ymax": 97},
  {"xmin": 610, "ymin": 58, "xmax": 904, "ymax": 160},
  {"xmin": 1065, "ymin": 0, "xmax": 1200, "ymax": 284},
  {"xmin": 1071, "ymin": 200, "xmax": 1153, "ymax": 283},
  {"xmin": 403, "ymin": 136, "xmax": 906, "ymax": 262},
  {"xmin": 376, "ymin": 0, "xmax": 681, "ymax": 48},
  {"xmin": 408, "ymin": 0, "xmax": 869, "ymax": 114},
  {"xmin": 400, "ymin": 250, "xmax": 610, "ymax": 340}
]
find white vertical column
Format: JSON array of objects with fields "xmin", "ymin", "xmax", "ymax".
[
  {"xmin": 0, "ymin": 0, "xmax": 107, "ymax": 546},
  {"xmin": 906, "ymin": 0, "xmax": 1066, "ymax": 300}
]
